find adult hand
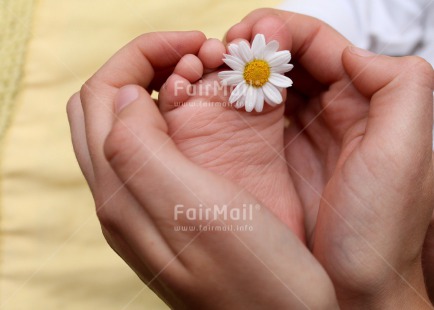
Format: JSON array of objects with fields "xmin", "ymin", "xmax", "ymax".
[
  {"xmin": 67, "ymin": 31, "xmax": 337, "ymax": 309},
  {"xmin": 226, "ymin": 9, "xmax": 434, "ymax": 309}
]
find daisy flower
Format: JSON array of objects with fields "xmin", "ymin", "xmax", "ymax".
[{"xmin": 218, "ymin": 33, "xmax": 293, "ymax": 113}]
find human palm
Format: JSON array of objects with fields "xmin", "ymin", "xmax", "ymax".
[{"xmin": 283, "ymin": 58, "xmax": 433, "ymax": 302}]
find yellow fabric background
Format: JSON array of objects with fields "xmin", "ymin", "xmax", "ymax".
[{"xmin": 0, "ymin": 0, "xmax": 281, "ymax": 309}]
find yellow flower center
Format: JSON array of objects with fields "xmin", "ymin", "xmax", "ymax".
[{"xmin": 243, "ymin": 59, "xmax": 270, "ymax": 87}]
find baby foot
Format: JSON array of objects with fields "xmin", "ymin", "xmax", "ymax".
[{"xmin": 158, "ymin": 38, "xmax": 304, "ymax": 240}]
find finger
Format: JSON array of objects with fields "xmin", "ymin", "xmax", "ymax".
[
  {"xmin": 340, "ymin": 47, "xmax": 434, "ymax": 264},
  {"xmin": 251, "ymin": 14, "xmax": 292, "ymax": 51},
  {"xmin": 66, "ymin": 92, "xmax": 95, "ymax": 189},
  {"xmin": 342, "ymin": 47, "xmax": 434, "ymax": 166},
  {"xmin": 226, "ymin": 9, "xmax": 350, "ymax": 85},
  {"xmin": 224, "ymin": 22, "xmax": 251, "ymax": 45},
  {"xmin": 97, "ymin": 190, "xmax": 186, "ymax": 280},
  {"xmin": 101, "ymin": 227, "xmax": 164, "ymax": 289},
  {"xmin": 80, "ymin": 31, "xmax": 206, "ymax": 181},
  {"xmin": 89, "ymin": 31, "xmax": 207, "ymax": 88},
  {"xmin": 67, "ymin": 79, "xmax": 174, "ymax": 278}
]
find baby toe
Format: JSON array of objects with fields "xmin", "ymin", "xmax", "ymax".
[
  {"xmin": 159, "ymin": 54, "xmax": 204, "ymax": 112},
  {"xmin": 173, "ymin": 54, "xmax": 203, "ymax": 83},
  {"xmin": 198, "ymin": 38, "xmax": 226, "ymax": 69},
  {"xmin": 159, "ymin": 74, "xmax": 192, "ymax": 112}
]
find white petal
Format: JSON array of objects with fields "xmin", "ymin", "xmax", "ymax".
[
  {"xmin": 262, "ymin": 40, "xmax": 279, "ymax": 59},
  {"xmin": 223, "ymin": 54, "xmax": 245, "ymax": 69},
  {"xmin": 263, "ymin": 89, "xmax": 280, "ymax": 107},
  {"xmin": 234, "ymin": 95, "xmax": 245, "ymax": 109},
  {"xmin": 245, "ymin": 86, "xmax": 257, "ymax": 112},
  {"xmin": 218, "ymin": 70, "xmax": 239, "ymax": 79},
  {"xmin": 269, "ymin": 73, "xmax": 293, "ymax": 88},
  {"xmin": 222, "ymin": 74, "xmax": 244, "ymax": 86},
  {"xmin": 228, "ymin": 44, "xmax": 241, "ymax": 58},
  {"xmin": 223, "ymin": 58, "xmax": 244, "ymax": 71},
  {"xmin": 224, "ymin": 54, "xmax": 244, "ymax": 66},
  {"xmin": 229, "ymin": 82, "xmax": 247, "ymax": 103},
  {"xmin": 265, "ymin": 96, "xmax": 277, "ymax": 107},
  {"xmin": 262, "ymin": 82, "xmax": 283, "ymax": 104},
  {"xmin": 251, "ymin": 34, "xmax": 266, "ymax": 58},
  {"xmin": 271, "ymin": 63, "xmax": 294, "ymax": 74},
  {"xmin": 238, "ymin": 41, "xmax": 254, "ymax": 63},
  {"xmin": 267, "ymin": 51, "xmax": 292, "ymax": 67},
  {"xmin": 254, "ymin": 89, "xmax": 264, "ymax": 112}
]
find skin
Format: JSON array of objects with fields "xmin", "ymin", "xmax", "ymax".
[
  {"xmin": 68, "ymin": 30, "xmax": 337, "ymax": 309},
  {"xmin": 158, "ymin": 36, "xmax": 305, "ymax": 239},
  {"xmin": 225, "ymin": 9, "xmax": 434, "ymax": 308},
  {"xmin": 67, "ymin": 10, "xmax": 434, "ymax": 309}
]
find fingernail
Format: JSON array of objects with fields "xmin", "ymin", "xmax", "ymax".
[
  {"xmin": 349, "ymin": 46, "xmax": 377, "ymax": 57},
  {"xmin": 116, "ymin": 86, "xmax": 139, "ymax": 113}
]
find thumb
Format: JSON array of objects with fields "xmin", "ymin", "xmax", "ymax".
[{"xmin": 342, "ymin": 46, "xmax": 434, "ymax": 162}]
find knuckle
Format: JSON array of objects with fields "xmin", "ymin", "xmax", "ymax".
[
  {"xmin": 251, "ymin": 8, "xmax": 266, "ymax": 15},
  {"xmin": 104, "ymin": 120, "xmax": 143, "ymax": 170},
  {"xmin": 79, "ymin": 77, "xmax": 103, "ymax": 108},
  {"xmin": 257, "ymin": 13, "xmax": 285, "ymax": 26},
  {"xmin": 66, "ymin": 92, "xmax": 81, "ymax": 115},
  {"xmin": 247, "ymin": 8, "xmax": 281, "ymax": 23},
  {"xmin": 403, "ymin": 56, "xmax": 434, "ymax": 87},
  {"xmin": 251, "ymin": 8, "xmax": 275, "ymax": 17},
  {"xmin": 104, "ymin": 123, "xmax": 128, "ymax": 165},
  {"xmin": 96, "ymin": 205, "xmax": 122, "ymax": 234},
  {"xmin": 79, "ymin": 79, "xmax": 93, "ymax": 102},
  {"xmin": 94, "ymin": 193, "xmax": 125, "ymax": 234},
  {"xmin": 406, "ymin": 55, "xmax": 433, "ymax": 72}
]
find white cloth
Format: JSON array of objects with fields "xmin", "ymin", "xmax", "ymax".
[
  {"xmin": 279, "ymin": 0, "xmax": 434, "ymax": 66},
  {"xmin": 279, "ymin": 0, "xmax": 434, "ymax": 146}
]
